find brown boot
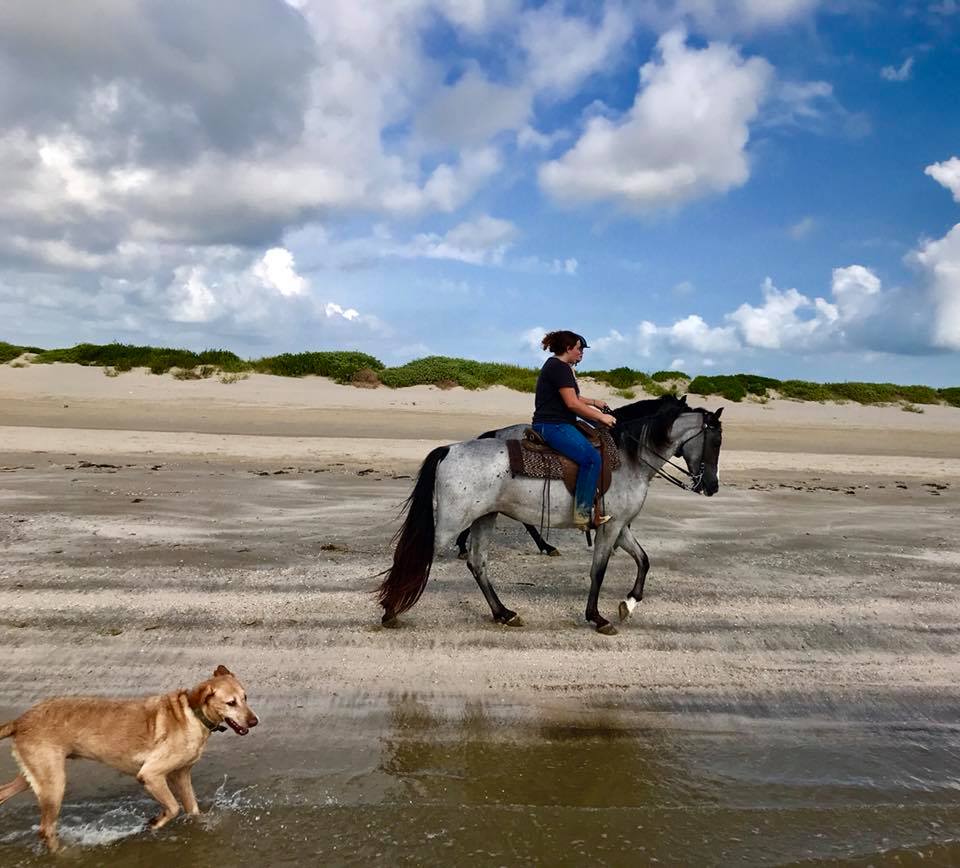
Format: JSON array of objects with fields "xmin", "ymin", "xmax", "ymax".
[{"xmin": 574, "ymin": 512, "xmax": 612, "ymax": 531}]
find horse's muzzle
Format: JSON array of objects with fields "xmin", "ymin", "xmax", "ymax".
[{"xmin": 695, "ymin": 469, "xmax": 719, "ymax": 496}]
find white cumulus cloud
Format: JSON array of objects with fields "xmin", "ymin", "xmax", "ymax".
[
  {"xmin": 170, "ymin": 266, "xmax": 219, "ymax": 323},
  {"xmin": 415, "ymin": 68, "xmax": 531, "ymax": 147},
  {"xmin": 521, "ymin": 2, "xmax": 633, "ymax": 96},
  {"xmin": 830, "ymin": 265, "xmax": 881, "ymax": 320},
  {"xmin": 668, "ymin": 315, "xmax": 741, "ymax": 354},
  {"xmin": 325, "ymin": 302, "xmax": 360, "ymax": 321},
  {"xmin": 913, "ymin": 224, "xmax": 960, "ymax": 350},
  {"xmin": 926, "ymin": 157, "xmax": 960, "ymax": 203},
  {"xmin": 522, "ymin": 325, "xmax": 547, "ymax": 355},
  {"xmin": 539, "ymin": 30, "xmax": 772, "ymax": 211},
  {"xmin": 410, "ymin": 215, "xmax": 518, "ymax": 265},
  {"xmin": 727, "ymin": 278, "xmax": 836, "ymax": 350},
  {"xmin": 252, "ymin": 247, "xmax": 308, "ymax": 298}
]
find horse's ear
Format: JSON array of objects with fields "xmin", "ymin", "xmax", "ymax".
[
  {"xmin": 213, "ymin": 665, "xmax": 232, "ymax": 677},
  {"xmin": 680, "ymin": 393, "xmax": 689, "ymax": 404},
  {"xmin": 714, "ymin": 407, "xmax": 723, "ymax": 418}
]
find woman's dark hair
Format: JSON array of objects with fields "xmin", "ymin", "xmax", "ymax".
[{"xmin": 542, "ymin": 330, "xmax": 588, "ymax": 354}]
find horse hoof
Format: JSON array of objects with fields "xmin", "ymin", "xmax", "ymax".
[
  {"xmin": 546, "ymin": 548, "xmax": 561, "ymax": 557},
  {"xmin": 381, "ymin": 612, "xmax": 399, "ymax": 628},
  {"xmin": 497, "ymin": 613, "xmax": 524, "ymax": 627},
  {"xmin": 457, "ymin": 551, "xmax": 468, "ymax": 560},
  {"xmin": 596, "ymin": 622, "xmax": 618, "ymax": 636},
  {"xmin": 618, "ymin": 601, "xmax": 630, "ymax": 622}
]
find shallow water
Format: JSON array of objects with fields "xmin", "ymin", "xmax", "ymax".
[{"xmin": 2, "ymin": 695, "xmax": 960, "ymax": 867}]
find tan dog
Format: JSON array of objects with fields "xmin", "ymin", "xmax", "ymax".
[{"xmin": 0, "ymin": 665, "xmax": 258, "ymax": 852}]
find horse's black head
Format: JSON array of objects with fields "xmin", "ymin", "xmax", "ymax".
[{"xmin": 688, "ymin": 407, "xmax": 722, "ymax": 496}]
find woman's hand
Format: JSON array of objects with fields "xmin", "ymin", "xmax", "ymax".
[{"xmin": 598, "ymin": 412, "xmax": 616, "ymax": 428}]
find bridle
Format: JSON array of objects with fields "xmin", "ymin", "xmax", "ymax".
[{"xmin": 624, "ymin": 410, "xmax": 715, "ymax": 492}]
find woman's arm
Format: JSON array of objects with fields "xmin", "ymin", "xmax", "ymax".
[{"xmin": 559, "ymin": 387, "xmax": 616, "ymax": 427}]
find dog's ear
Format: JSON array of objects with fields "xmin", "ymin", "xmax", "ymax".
[
  {"xmin": 213, "ymin": 665, "xmax": 233, "ymax": 677},
  {"xmin": 187, "ymin": 683, "xmax": 215, "ymax": 708}
]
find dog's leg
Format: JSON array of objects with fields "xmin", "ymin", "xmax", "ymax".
[
  {"xmin": 168, "ymin": 766, "xmax": 199, "ymax": 815},
  {"xmin": 0, "ymin": 773, "xmax": 29, "ymax": 805},
  {"xmin": 137, "ymin": 765, "xmax": 181, "ymax": 830},
  {"xmin": 19, "ymin": 752, "xmax": 66, "ymax": 853}
]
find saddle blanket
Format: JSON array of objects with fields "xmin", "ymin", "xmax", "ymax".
[{"xmin": 505, "ymin": 428, "xmax": 620, "ymax": 496}]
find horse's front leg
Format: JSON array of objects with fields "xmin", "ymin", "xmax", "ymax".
[
  {"xmin": 616, "ymin": 524, "xmax": 650, "ymax": 621},
  {"xmin": 467, "ymin": 514, "xmax": 523, "ymax": 626},
  {"xmin": 585, "ymin": 522, "xmax": 623, "ymax": 635}
]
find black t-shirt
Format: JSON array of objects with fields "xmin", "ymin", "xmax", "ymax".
[{"xmin": 533, "ymin": 356, "xmax": 579, "ymax": 425}]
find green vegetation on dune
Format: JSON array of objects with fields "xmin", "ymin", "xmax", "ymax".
[
  {"xmin": 0, "ymin": 341, "xmax": 45, "ymax": 364},
  {"xmin": 688, "ymin": 374, "xmax": 781, "ymax": 402},
  {"xmin": 378, "ymin": 356, "xmax": 538, "ymax": 391},
  {"xmin": 580, "ymin": 367, "xmax": 665, "ymax": 395},
  {"xmin": 937, "ymin": 387, "xmax": 960, "ymax": 408},
  {"xmin": 0, "ymin": 342, "xmax": 25, "ymax": 364},
  {"xmin": 690, "ymin": 373, "xmax": 951, "ymax": 406},
  {"xmin": 253, "ymin": 351, "xmax": 383, "ymax": 381},
  {"xmin": 3, "ymin": 340, "xmax": 959, "ymax": 405},
  {"xmin": 30, "ymin": 342, "xmax": 247, "ymax": 375}
]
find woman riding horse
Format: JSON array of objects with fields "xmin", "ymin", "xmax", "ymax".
[
  {"xmin": 533, "ymin": 330, "xmax": 617, "ymax": 530},
  {"xmin": 377, "ymin": 393, "xmax": 723, "ymax": 634}
]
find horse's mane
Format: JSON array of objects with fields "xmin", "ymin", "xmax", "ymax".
[{"xmin": 611, "ymin": 394, "xmax": 688, "ymax": 462}]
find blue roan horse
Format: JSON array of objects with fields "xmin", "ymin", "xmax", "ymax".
[{"xmin": 377, "ymin": 394, "xmax": 723, "ymax": 634}]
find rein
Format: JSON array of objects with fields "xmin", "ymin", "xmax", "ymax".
[{"xmin": 623, "ymin": 414, "xmax": 709, "ymax": 492}]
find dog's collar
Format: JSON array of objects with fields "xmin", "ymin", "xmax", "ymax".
[{"xmin": 192, "ymin": 706, "xmax": 226, "ymax": 733}]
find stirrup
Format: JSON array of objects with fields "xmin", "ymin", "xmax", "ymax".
[{"xmin": 574, "ymin": 514, "xmax": 612, "ymax": 532}]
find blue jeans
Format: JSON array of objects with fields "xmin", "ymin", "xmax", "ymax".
[{"xmin": 532, "ymin": 423, "xmax": 601, "ymax": 519}]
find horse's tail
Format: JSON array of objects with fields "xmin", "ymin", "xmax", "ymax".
[
  {"xmin": 377, "ymin": 445, "xmax": 450, "ymax": 619},
  {"xmin": 0, "ymin": 720, "xmax": 14, "ymax": 740}
]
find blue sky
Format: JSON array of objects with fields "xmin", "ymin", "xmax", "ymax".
[{"xmin": 2, "ymin": 0, "xmax": 960, "ymax": 385}]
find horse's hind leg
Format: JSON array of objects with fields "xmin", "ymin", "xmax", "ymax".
[
  {"xmin": 617, "ymin": 525, "xmax": 650, "ymax": 622},
  {"xmin": 467, "ymin": 514, "xmax": 523, "ymax": 627},
  {"xmin": 523, "ymin": 523, "xmax": 559, "ymax": 557},
  {"xmin": 456, "ymin": 527, "xmax": 470, "ymax": 560}
]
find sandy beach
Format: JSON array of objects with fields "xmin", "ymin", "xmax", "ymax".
[
  {"xmin": 1, "ymin": 360, "xmax": 958, "ymax": 702},
  {"xmin": 2, "ymin": 363, "xmax": 960, "ymax": 864}
]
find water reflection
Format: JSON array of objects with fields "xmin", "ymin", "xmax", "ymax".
[
  {"xmin": 381, "ymin": 695, "xmax": 688, "ymax": 811},
  {"xmin": 377, "ymin": 696, "xmax": 960, "ymax": 865}
]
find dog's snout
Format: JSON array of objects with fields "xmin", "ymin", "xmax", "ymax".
[{"xmin": 248, "ymin": 714, "xmax": 259, "ymax": 727}]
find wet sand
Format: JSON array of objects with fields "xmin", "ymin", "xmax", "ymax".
[{"xmin": 1, "ymin": 364, "xmax": 959, "ymax": 864}]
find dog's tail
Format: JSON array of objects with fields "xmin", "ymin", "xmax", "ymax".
[{"xmin": 0, "ymin": 721, "xmax": 14, "ymax": 740}]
